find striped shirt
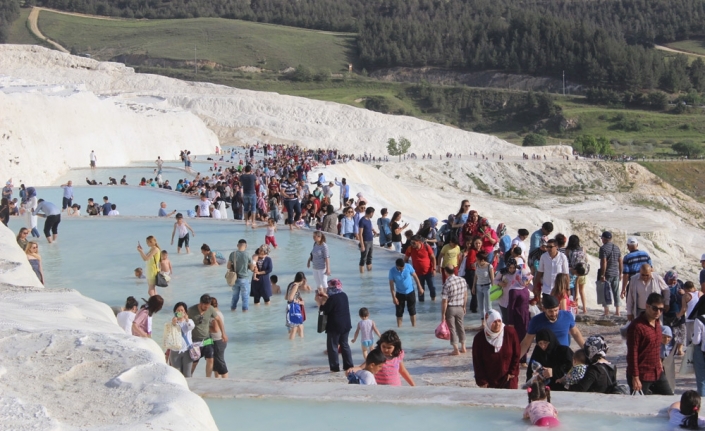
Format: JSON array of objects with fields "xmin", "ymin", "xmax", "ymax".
[
  {"xmin": 281, "ymin": 180, "xmax": 297, "ymax": 200},
  {"xmin": 623, "ymin": 250, "xmax": 652, "ymax": 277},
  {"xmin": 442, "ymin": 275, "xmax": 468, "ymax": 306},
  {"xmin": 599, "ymin": 242, "xmax": 621, "ymax": 278}
]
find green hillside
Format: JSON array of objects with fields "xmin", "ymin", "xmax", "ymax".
[
  {"xmin": 5, "ymin": 9, "xmax": 41, "ymax": 45},
  {"xmin": 37, "ymin": 10, "xmax": 355, "ymax": 72}
]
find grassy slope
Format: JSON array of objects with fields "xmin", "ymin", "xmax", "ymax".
[
  {"xmin": 5, "ymin": 8, "xmax": 44, "ymax": 45},
  {"xmin": 639, "ymin": 161, "xmax": 705, "ymax": 202},
  {"xmin": 666, "ymin": 39, "xmax": 705, "ymax": 56},
  {"xmin": 37, "ymin": 10, "xmax": 355, "ymax": 72},
  {"xmin": 556, "ymin": 99, "xmax": 705, "ymax": 154}
]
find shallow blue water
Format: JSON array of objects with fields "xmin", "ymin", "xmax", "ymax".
[
  {"xmin": 7, "ymin": 213, "xmax": 472, "ymax": 380},
  {"xmin": 206, "ymin": 398, "xmax": 665, "ymax": 431}
]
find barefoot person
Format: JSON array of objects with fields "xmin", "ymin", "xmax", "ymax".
[
  {"xmin": 171, "ymin": 213, "xmax": 195, "ymax": 254},
  {"xmin": 441, "ymin": 266, "xmax": 468, "ymax": 355},
  {"xmin": 137, "ymin": 235, "xmax": 161, "ymax": 297},
  {"xmin": 33, "ymin": 199, "xmax": 61, "ymax": 243},
  {"xmin": 388, "ymin": 258, "xmax": 423, "ymax": 327}
]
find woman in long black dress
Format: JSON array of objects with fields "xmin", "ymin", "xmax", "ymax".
[
  {"xmin": 526, "ymin": 328, "xmax": 574, "ymax": 391},
  {"xmin": 250, "ymin": 246, "xmax": 273, "ymax": 305}
]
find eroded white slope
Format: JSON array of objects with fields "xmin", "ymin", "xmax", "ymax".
[{"xmin": 0, "ymin": 225, "xmax": 218, "ymax": 431}]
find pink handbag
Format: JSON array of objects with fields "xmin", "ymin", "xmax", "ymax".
[{"xmin": 435, "ymin": 320, "xmax": 451, "ymax": 340}]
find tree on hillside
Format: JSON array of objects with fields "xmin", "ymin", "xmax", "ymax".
[
  {"xmin": 387, "ymin": 137, "xmax": 411, "ymax": 161},
  {"xmin": 522, "ymin": 133, "xmax": 546, "ymax": 147},
  {"xmin": 574, "ymin": 135, "xmax": 613, "ymax": 155},
  {"xmin": 672, "ymin": 141, "xmax": 704, "ymax": 158}
]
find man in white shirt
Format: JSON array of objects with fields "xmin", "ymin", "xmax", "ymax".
[
  {"xmin": 511, "ymin": 228, "xmax": 530, "ymax": 263},
  {"xmin": 116, "ymin": 297, "xmax": 138, "ymax": 335},
  {"xmin": 210, "ymin": 205, "xmax": 222, "ymax": 219},
  {"xmin": 198, "ymin": 194, "xmax": 211, "ymax": 217},
  {"xmin": 535, "ymin": 238, "xmax": 569, "ymax": 299}
]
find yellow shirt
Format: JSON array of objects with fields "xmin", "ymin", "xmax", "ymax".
[{"xmin": 440, "ymin": 244, "xmax": 461, "ymax": 268}]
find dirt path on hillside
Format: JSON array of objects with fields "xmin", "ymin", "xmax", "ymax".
[
  {"xmin": 27, "ymin": 8, "xmax": 69, "ymax": 53},
  {"xmin": 655, "ymin": 44, "xmax": 705, "ymax": 59},
  {"xmin": 33, "ymin": 6, "xmax": 140, "ymax": 21}
]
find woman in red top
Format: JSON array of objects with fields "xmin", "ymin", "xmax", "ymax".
[
  {"xmin": 472, "ymin": 310, "xmax": 520, "ymax": 389},
  {"xmin": 461, "ymin": 210, "xmax": 480, "ymax": 246},
  {"xmin": 477, "ymin": 218, "xmax": 499, "ymax": 266},
  {"xmin": 463, "ymin": 237, "xmax": 483, "ymax": 313}
]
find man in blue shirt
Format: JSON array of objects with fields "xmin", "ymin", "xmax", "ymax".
[
  {"xmin": 621, "ymin": 237, "xmax": 653, "ymax": 298},
  {"xmin": 519, "ymin": 295, "xmax": 585, "ymax": 359},
  {"xmin": 158, "ymin": 202, "xmax": 176, "ymax": 217},
  {"xmin": 239, "ymin": 165, "xmax": 257, "ymax": 227},
  {"xmin": 334, "ymin": 177, "xmax": 349, "ymax": 210},
  {"xmin": 60, "ymin": 181, "xmax": 73, "ymax": 211},
  {"xmin": 389, "ymin": 258, "xmax": 423, "ymax": 327},
  {"xmin": 358, "ymin": 207, "xmax": 377, "ymax": 273},
  {"xmin": 102, "ymin": 196, "xmax": 111, "ymax": 216},
  {"xmin": 33, "ymin": 199, "xmax": 61, "ymax": 243},
  {"xmin": 529, "ymin": 221, "xmax": 554, "ymax": 256}
]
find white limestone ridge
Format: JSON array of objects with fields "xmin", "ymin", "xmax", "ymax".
[
  {"xmin": 0, "ymin": 46, "xmax": 570, "ymax": 186},
  {"xmin": 0, "ymin": 47, "xmax": 219, "ymax": 186},
  {"xmin": 0, "ymin": 224, "xmax": 218, "ymax": 431}
]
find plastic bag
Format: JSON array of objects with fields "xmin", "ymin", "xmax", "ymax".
[
  {"xmin": 435, "ymin": 320, "xmax": 451, "ymax": 340},
  {"xmin": 458, "ymin": 258, "xmax": 466, "ymax": 277},
  {"xmin": 162, "ymin": 323, "xmax": 183, "ymax": 351},
  {"xmin": 680, "ymin": 343, "xmax": 695, "ymax": 375},
  {"xmin": 529, "ymin": 304, "xmax": 540, "ymax": 318}
]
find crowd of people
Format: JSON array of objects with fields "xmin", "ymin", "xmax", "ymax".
[{"xmin": 6, "ymin": 143, "xmax": 705, "ymax": 429}]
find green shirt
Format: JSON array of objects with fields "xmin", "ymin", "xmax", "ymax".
[
  {"xmin": 187, "ymin": 305, "xmax": 218, "ymax": 342},
  {"xmin": 229, "ymin": 250, "xmax": 252, "ymax": 278}
]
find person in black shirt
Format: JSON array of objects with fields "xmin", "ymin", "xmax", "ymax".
[{"xmin": 316, "ymin": 279, "xmax": 353, "ymax": 372}]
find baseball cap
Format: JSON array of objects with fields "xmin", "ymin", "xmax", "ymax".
[
  {"xmin": 601, "ymin": 231, "xmax": 612, "ymax": 239},
  {"xmin": 627, "ymin": 237, "xmax": 638, "ymax": 245},
  {"xmin": 701, "ymin": 253, "xmax": 705, "ymax": 261}
]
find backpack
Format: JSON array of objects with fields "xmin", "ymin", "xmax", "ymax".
[
  {"xmin": 528, "ymin": 248, "xmax": 544, "ymax": 270},
  {"xmin": 347, "ymin": 372, "xmax": 361, "ymax": 384},
  {"xmin": 599, "ymin": 363, "xmax": 629, "ymax": 395},
  {"xmin": 570, "ymin": 248, "xmax": 591, "ymax": 275}
]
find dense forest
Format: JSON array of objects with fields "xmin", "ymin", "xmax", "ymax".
[{"xmin": 4, "ymin": 0, "xmax": 705, "ymax": 92}]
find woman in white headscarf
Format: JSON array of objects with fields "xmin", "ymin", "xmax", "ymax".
[{"xmin": 471, "ymin": 309, "xmax": 520, "ymax": 389}]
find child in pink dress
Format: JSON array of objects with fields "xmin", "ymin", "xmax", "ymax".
[{"xmin": 523, "ymin": 381, "xmax": 560, "ymax": 427}]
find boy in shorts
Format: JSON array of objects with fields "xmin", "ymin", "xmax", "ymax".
[{"xmin": 171, "ymin": 213, "xmax": 196, "ymax": 254}]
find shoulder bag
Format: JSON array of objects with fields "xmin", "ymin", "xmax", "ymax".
[
  {"xmin": 225, "ymin": 253, "xmax": 238, "ymax": 286},
  {"xmin": 181, "ymin": 331, "xmax": 201, "ymax": 362}
]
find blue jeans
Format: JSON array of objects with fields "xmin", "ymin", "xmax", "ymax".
[
  {"xmin": 418, "ymin": 272, "xmax": 436, "ymax": 301},
  {"xmin": 694, "ymin": 344, "xmax": 705, "ymax": 396},
  {"xmin": 477, "ymin": 283, "xmax": 491, "ymax": 316},
  {"xmin": 243, "ymin": 193, "xmax": 257, "ymax": 214},
  {"xmin": 284, "ymin": 199, "xmax": 301, "ymax": 225},
  {"xmin": 231, "ymin": 279, "xmax": 250, "ymax": 311}
]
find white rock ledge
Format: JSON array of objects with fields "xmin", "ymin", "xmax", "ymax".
[
  {"xmin": 0, "ymin": 225, "xmax": 218, "ymax": 431},
  {"xmin": 189, "ymin": 378, "xmax": 678, "ymax": 418}
]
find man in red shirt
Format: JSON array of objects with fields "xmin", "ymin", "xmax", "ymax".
[
  {"xmin": 404, "ymin": 235, "xmax": 437, "ymax": 302},
  {"xmin": 626, "ymin": 292, "xmax": 673, "ymax": 395}
]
